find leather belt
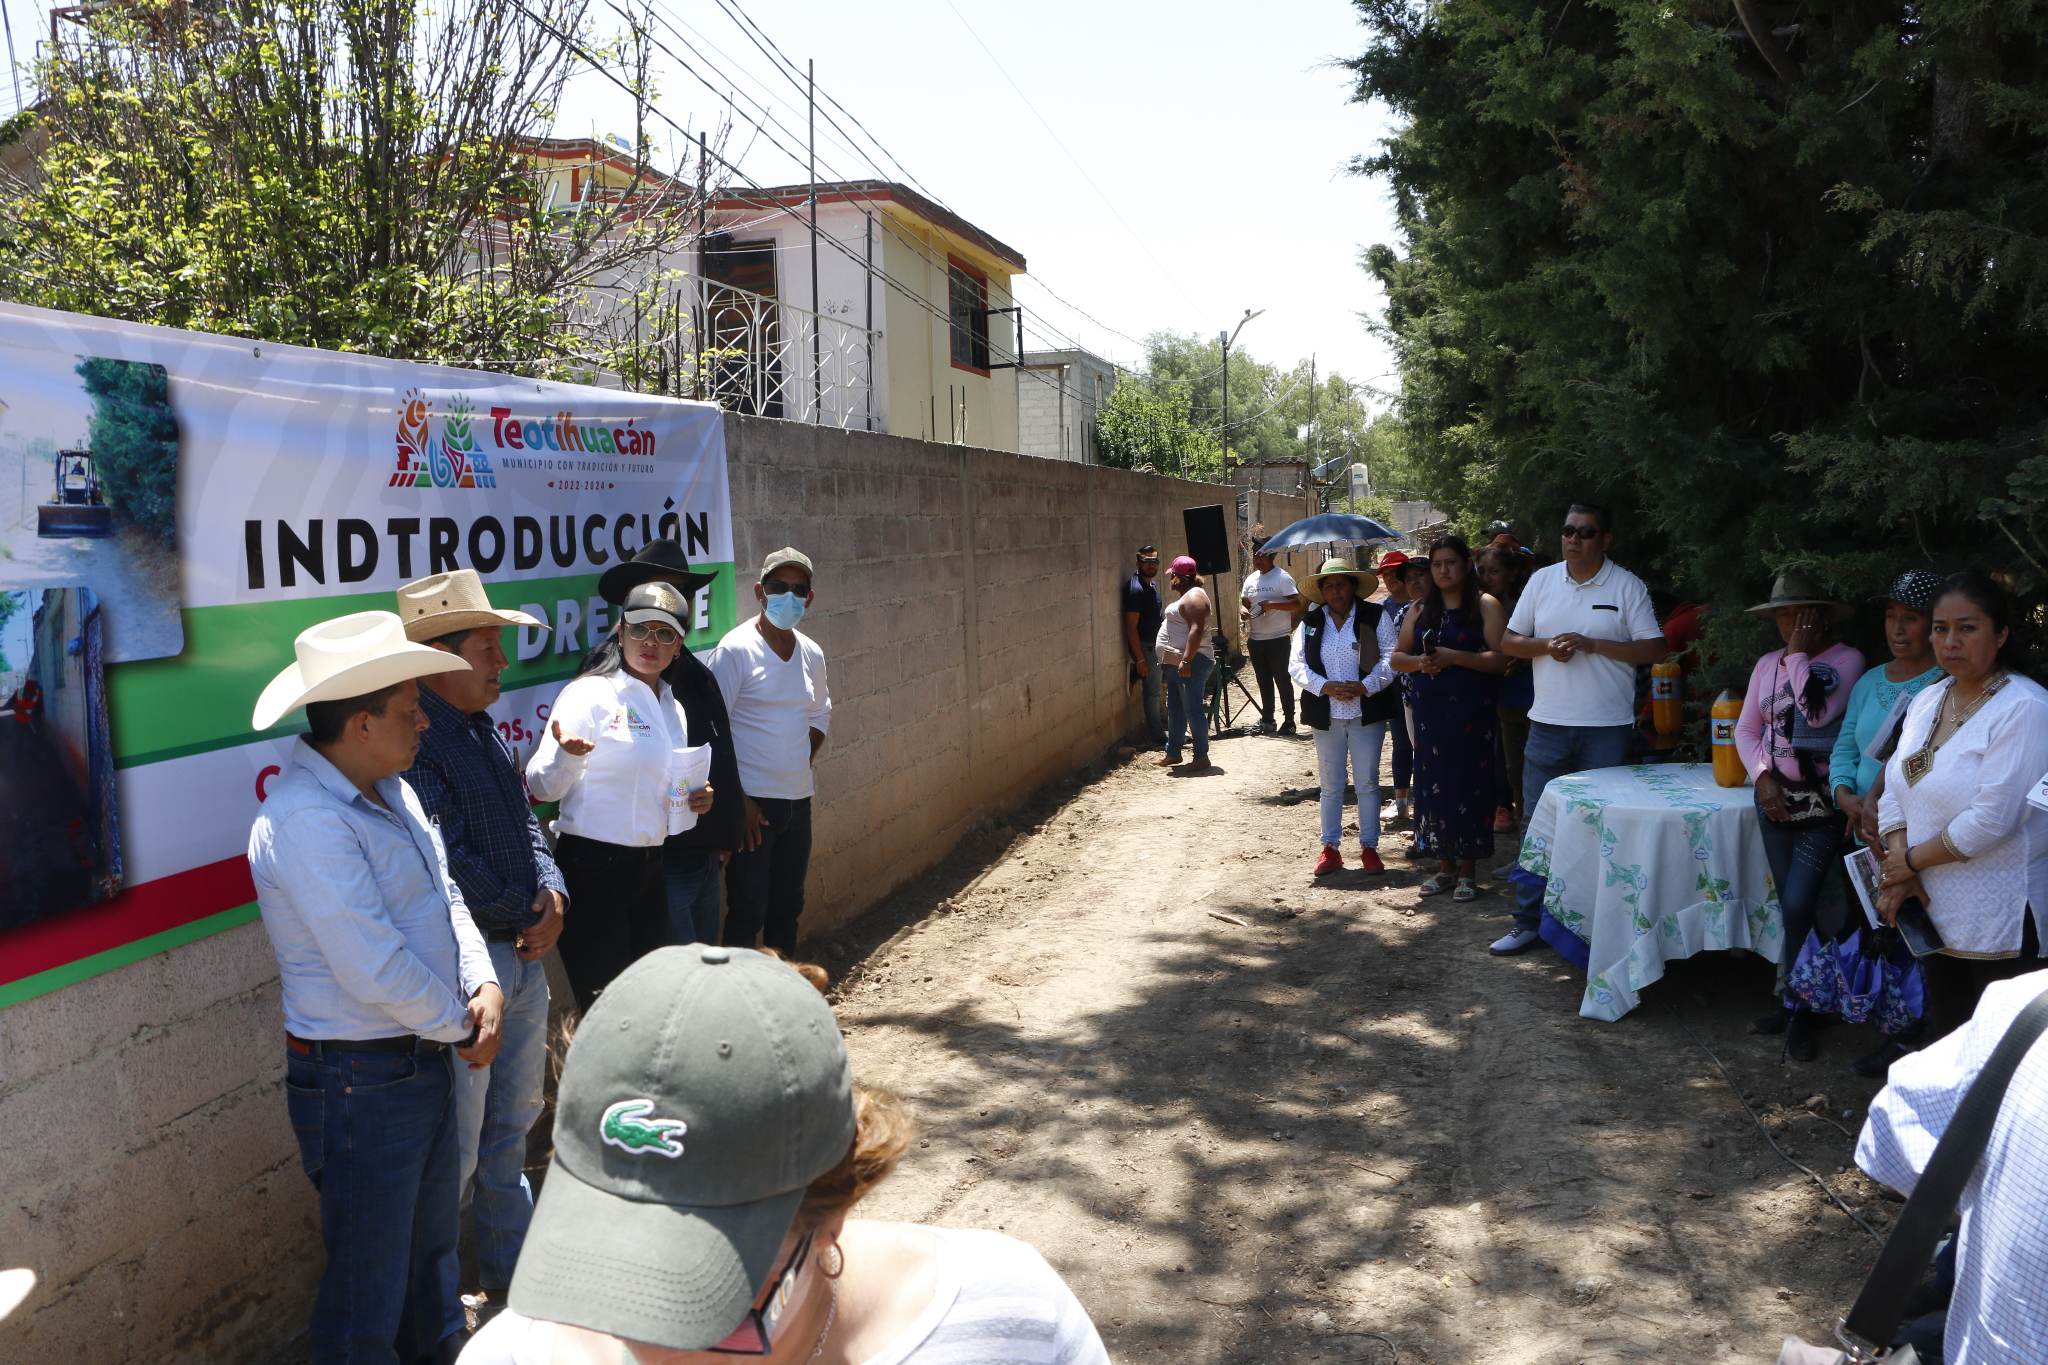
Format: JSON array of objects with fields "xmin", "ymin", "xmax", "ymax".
[{"xmin": 286, "ymin": 1032, "xmax": 447, "ymax": 1056}]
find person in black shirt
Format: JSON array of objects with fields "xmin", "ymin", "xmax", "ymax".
[
  {"xmin": 1122, "ymin": 545, "xmax": 1165, "ymax": 745},
  {"xmin": 588, "ymin": 539, "xmax": 747, "ymax": 947}
]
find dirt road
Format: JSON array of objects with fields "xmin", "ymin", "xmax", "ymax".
[{"xmin": 819, "ymin": 729, "xmax": 1898, "ymax": 1363}]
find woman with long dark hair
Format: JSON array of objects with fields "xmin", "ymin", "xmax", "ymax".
[
  {"xmin": 528, "ymin": 582, "xmax": 715, "ymax": 1011},
  {"xmin": 1876, "ymin": 572, "xmax": 2048, "ymax": 1039},
  {"xmin": 1391, "ymin": 535, "xmax": 1508, "ymax": 902}
]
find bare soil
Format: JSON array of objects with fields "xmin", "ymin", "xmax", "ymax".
[{"xmin": 811, "ymin": 728, "xmax": 1901, "ymax": 1363}]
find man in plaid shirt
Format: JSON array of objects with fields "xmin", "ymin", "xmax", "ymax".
[{"xmin": 397, "ymin": 570, "xmax": 565, "ymax": 1325}]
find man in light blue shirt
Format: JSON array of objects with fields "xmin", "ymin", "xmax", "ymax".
[{"xmin": 248, "ymin": 610, "xmax": 505, "ymax": 1364}]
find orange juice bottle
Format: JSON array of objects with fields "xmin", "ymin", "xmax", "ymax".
[
  {"xmin": 1651, "ymin": 660, "xmax": 1682, "ymax": 736},
  {"xmin": 1711, "ymin": 689, "xmax": 1746, "ymax": 786}
]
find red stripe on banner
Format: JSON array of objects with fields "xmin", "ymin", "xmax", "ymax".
[{"xmin": 0, "ymin": 858, "xmax": 256, "ymax": 987}]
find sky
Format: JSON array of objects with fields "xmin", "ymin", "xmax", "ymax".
[{"xmin": 1, "ymin": 0, "xmax": 1405, "ymax": 396}]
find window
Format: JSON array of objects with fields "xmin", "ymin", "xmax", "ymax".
[{"xmin": 948, "ymin": 260, "xmax": 990, "ymax": 373}]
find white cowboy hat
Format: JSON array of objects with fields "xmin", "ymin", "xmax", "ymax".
[
  {"xmin": 253, "ymin": 611, "xmax": 472, "ymax": 731},
  {"xmin": 397, "ymin": 568, "xmax": 547, "ymax": 642}
]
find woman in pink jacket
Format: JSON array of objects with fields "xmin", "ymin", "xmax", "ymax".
[{"xmin": 1734, "ymin": 574, "xmax": 1866, "ymax": 1061}]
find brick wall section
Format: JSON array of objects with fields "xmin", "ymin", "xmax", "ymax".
[{"xmin": 0, "ymin": 413, "xmax": 1309, "ymax": 1362}]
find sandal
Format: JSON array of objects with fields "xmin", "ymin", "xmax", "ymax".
[
  {"xmin": 1453, "ymin": 878, "xmax": 1478, "ymax": 902},
  {"xmin": 1418, "ymin": 873, "xmax": 1457, "ymax": 896}
]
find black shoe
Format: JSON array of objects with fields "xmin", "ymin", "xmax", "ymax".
[
  {"xmin": 1852, "ymin": 1041, "xmax": 1908, "ymax": 1079},
  {"xmin": 1750, "ymin": 1007, "xmax": 1791, "ymax": 1036},
  {"xmin": 1279, "ymin": 720, "xmax": 1296, "ymax": 736},
  {"xmin": 1785, "ymin": 1009, "xmax": 1819, "ymax": 1063}
]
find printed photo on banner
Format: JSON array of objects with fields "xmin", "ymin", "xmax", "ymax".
[
  {"xmin": 0, "ymin": 346, "xmax": 185, "ymax": 663},
  {"xmin": 0, "ymin": 586, "xmax": 122, "ymax": 930}
]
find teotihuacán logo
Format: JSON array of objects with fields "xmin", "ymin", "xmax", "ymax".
[
  {"xmin": 390, "ymin": 388, "xmax": 660, "ymax": 490},
  {"xmin": 391, "ymin": 388, "xmax": 498, "ymax": 490}
]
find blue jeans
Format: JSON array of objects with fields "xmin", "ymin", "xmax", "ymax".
[
  {"xmin": 1136, "ymin": 645, "xmax": 1166, "ymax": 745},
  {"xmin": 1511, "ymin": 722, "xmax": 1635, "ymax": 931},
  {"xmin": 724, "ymin": 797, "xmax": 813, "ymax": 957},
  {"xmin": 664, "ymin": 850, "xmax": 725, "ymax": 945},
  {"xmin": 453, "ymin": 941, "xmax": 548, "ymax": 1293},
  {"xmin": 1164, "ymin": 654, "xmax": 1215, "ymax": 762},
  {"xmin": 1313, "ymin": 718, "xmax": 1387, "ymax": 849},
  {"xmin": 285, "ymin": 1043, "xmax": 462, "ymax": 1363},
  {"xmin": 1754, "ymin": 791, "xmax": 1843, "ymax": 994}
]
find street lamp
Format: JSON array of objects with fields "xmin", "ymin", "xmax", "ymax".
[{"xmin": 1218, "ymin": 308, "xmax": 1264, "ymax": 482}]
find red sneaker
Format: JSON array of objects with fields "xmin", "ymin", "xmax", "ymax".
[
  {"xmin": 1492, "ymin": 806, "xmax": 1515, "ymax": 833},
  {"xmin": 1313, "ymin": 845, "xmax": 1343, "ymax": 878},
  {"xmin": 1358, "ymin": 847, "xmax": 1386, "ymax": 874}
]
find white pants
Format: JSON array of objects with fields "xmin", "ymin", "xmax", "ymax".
[{"xmin": 1313, "ymin": 718, "xmax": 1386, "ymax": 849}]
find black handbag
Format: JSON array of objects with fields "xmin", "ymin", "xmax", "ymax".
[{"xmin": 1777, "ymin": 988, "xmax": 2048, "ymax": 1362}]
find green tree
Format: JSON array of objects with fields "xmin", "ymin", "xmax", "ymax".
[
  {"xmin": 1348, "ymin": 0, "xmax": 2048, "ymax": 670},
  {"xmin": 1095, "ymin": 376, "xmax": 1222, "ymax": 479},
  {"xmin": 0, "ymin": 0, "xmax": 703, "ymax": 379},
  {"xmin": 76, "ymin": 359, "xmax": 179, "ymax": 543}
]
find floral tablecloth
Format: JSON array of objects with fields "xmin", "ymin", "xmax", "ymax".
[{"xmin": 1513, "ymin": 763, "xmax": 1783, "ymax": 1021}]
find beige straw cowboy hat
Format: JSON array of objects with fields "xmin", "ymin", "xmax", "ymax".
[
  {"xmin": 252, "ymin": 611, "xmax": 471, "ymax": 731},
  {"xmin": 1299, "ymin": 556, "xmax": 1367, "ymax": 605},
  {"xmin": 1745, "ymin": 572, "xmax": 1851, "ymax": 620},
  {"xmin": 397, "ymin": 568, "xmax": 547, "ymax": 642}
]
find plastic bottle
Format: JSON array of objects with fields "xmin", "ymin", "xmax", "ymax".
[
  {"xmin": 1711, "ymin": 689, "xmax": 1746, "ymax": 786},
  {"xmin": 1651, "ymin": 659, "xmax": 1683, "ymax": 736}
]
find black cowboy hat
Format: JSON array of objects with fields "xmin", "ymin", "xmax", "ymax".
[{"xmin": 598, "ymin": 538, "xmax": 717, "ymax": 605}]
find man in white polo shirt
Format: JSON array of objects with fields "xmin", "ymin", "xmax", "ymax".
[
  {"xmin": 709, "ymin": 547, "xmax": 831, "ymax": 956},
  {"xmin": 1490, "ymin": 502, "xmax": 1667, "ymax": 955}
]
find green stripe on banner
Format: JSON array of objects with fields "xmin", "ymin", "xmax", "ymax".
[
  {"xmin": 0, "ymin": 903, "xmax": 262, "ymax": 1009},
  {"xmin": 108, "ymin": 567, "xmax": 737, "ymax": 768}
]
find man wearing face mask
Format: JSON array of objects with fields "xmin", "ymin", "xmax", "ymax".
[{"xmin": 709, "ymin": 548, "xmax": 832, "ymax": 956}]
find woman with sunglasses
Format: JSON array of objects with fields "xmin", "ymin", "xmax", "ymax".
[
  {"xmin": 528, "ymin": 581, "xmax": 714, "ymax": 1011},
  {"xmin": 462, "ymin": 945, "xmax": 1109, "ymax": 1365}
]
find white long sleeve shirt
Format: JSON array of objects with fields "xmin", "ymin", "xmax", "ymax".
[
  {"xmin": 1877, "ymin": 674, "xmax": 2048, "ymax": 957},
  {"xmin": 1858, "ymin": 969, "xmax": 2048, "ymax": 1362},
  {"xmin": 1288, "ymin": 604, "xmax": 1398, "ymax": 722},
  {"xmin": 526, "ymin": 670, "xmax": 691, "ymax": 848}
]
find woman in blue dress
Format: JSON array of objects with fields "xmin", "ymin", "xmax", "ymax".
[{"xmin": 1392, "ymin": 535, "xmax": 1510, "ymax": 902}]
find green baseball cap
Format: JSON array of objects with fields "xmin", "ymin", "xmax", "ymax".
[{"xmin": 508, "ymin": 945, "xmax": 856, "ymax": 1349}]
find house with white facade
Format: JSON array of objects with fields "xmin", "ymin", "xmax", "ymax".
[{"xmin": 1017, "ymin": 348, "xmax": 1116, "ymax": 464}]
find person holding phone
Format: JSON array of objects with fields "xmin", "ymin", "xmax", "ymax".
[
  {"xmin": 528, "ymin": 582, "xmax": 713, "ymax": 1011},
  {"xmin": 1876, "ymin": 572, "xmax": 2048, "ymax": 1041},
  {"xmin": 1392, "ymin": 534, "xmax": 1509, "ymax": 903}
]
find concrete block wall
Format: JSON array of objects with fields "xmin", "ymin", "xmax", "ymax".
[
  {"xmin": 0, "ymin": 919, "xmax": 317, "ymax": 1363},
  {"xmin": 0, "ymin": 412, "xmax": 1307, "ymax": 1363}
]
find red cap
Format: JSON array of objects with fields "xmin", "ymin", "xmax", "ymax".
[
  {"xmin": 1169, "ymin": 555, "xmax": 1201, "ymax": 578},
  {"xmin": 1375, "ymin": 550, "xmax": 1409, "ymax": 574}
]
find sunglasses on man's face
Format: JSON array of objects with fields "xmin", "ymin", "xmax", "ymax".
[
  {"xmin": 762, "ymin": 579, "xmax": 812, "ymax": 597},
  {"xmin": 623, "ymin": 621, "xmax": 680, "ymax": 647},
  {"xmin": 708, "ymin": 1233, "xmax": 814, "ymax": 1355},
  {"xmin": 1560, "ymin": 524, "xmax": 1604, "ymax": 541}
]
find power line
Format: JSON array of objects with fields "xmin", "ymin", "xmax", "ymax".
[{"xmin": 940, "ymin": 0, "xmax": 1181, "ymax": 293}]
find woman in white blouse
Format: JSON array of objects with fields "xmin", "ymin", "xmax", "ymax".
[
  {"xmin": 528, "ymin": 582, "xmax": 714, "ymax": 1011},
  {"xmin": 1876, "ymin": 572, "xmax": 2048, "ymax": 1040}
]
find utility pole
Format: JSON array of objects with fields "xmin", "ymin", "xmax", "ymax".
[
  {"xmin": 807, "ymin": 58, "xmax": 822, "ymax": 426},
  {"xmin": 1217, "ymin": 307, "xmax": 1264, "ymax": 486},
  {"xmin": 2, "ymin": 0, "xmax": 21, "ymax": 112}
]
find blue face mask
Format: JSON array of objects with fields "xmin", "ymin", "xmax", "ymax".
[{"xmin": 762, "ymin": 591, "xmax": 807, "ymax": 629}]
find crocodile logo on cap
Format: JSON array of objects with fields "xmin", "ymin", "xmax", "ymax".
[{"xmin": 599, "ymin": 1098, "xmax": 688, "ymax": 1158}]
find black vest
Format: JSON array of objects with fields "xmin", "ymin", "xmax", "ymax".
[{"xmin": 1298, "ymin": 601, "xmax": 1400, "ymax": 729}]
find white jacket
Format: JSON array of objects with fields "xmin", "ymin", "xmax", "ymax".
[{"xmin": 527, "ymin": 671, "xmax": 691, "ymax": 848}]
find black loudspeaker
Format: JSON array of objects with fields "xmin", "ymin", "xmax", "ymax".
[{"xmin": 1182, "ymin": 504, "xmax": 1231, "ymax": 576}]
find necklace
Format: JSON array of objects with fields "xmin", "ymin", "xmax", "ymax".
[
  {"xmin": 1902, "ymin": 672, "xmax": 2008, "ymax": 785},
  {"xmin": 805, "ymin": 1279, "xmax": 838, "ymax": 1363}
]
